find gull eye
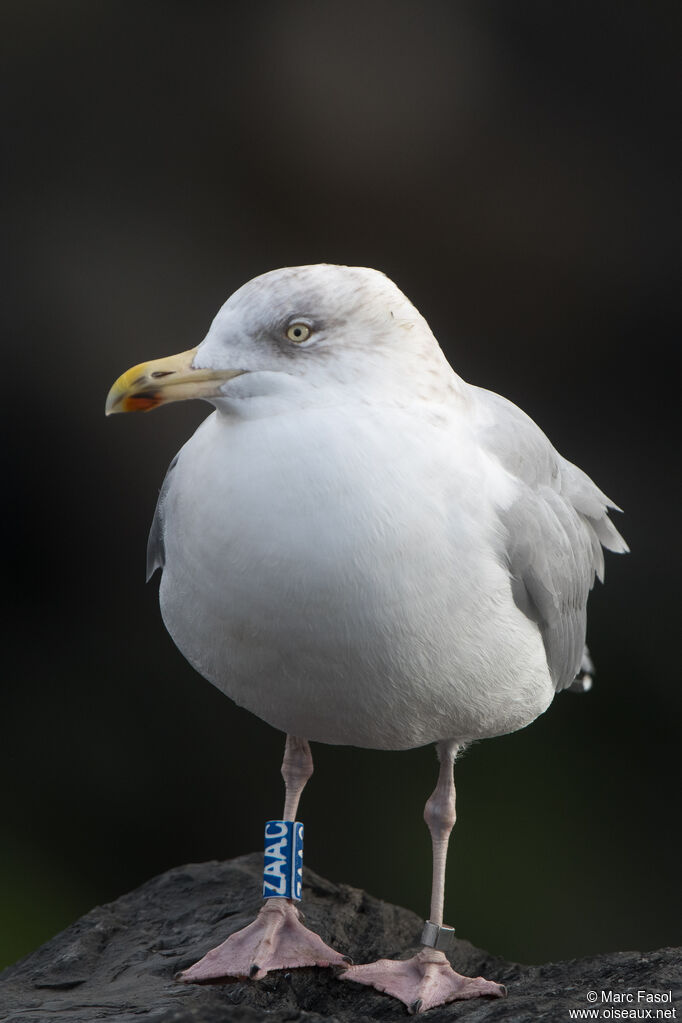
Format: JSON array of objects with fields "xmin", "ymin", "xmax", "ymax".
[{"xmin": 286, "ymin": 323, "xmax": 311, "ymax": 343}]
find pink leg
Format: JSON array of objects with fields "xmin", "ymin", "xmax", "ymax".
[
  {"xmin": 179, "ymin": 735, "xmax": 348, "ymax": 983},
  {"xmin": 340, "ymin": 741, "xmax": 506, "ymax": 1013}
]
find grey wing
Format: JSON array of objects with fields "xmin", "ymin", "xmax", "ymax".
[
  {"xmin": 474, "ymin": 387, "xmax": 628, "ymax": 691},
  {"xmin": 146, "ymin": 453, "xmax": 179, "ymax": 582}
]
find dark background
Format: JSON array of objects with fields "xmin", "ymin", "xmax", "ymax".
[{"xmin": 2, "ymin": 0, "xmax": 679, "ymax": 972}]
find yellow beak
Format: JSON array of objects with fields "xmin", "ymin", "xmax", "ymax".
[{"xmin": 105, "ymin": 348, "xmax": 245, "ymax": 415}]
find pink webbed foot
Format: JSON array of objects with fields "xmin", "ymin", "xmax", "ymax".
[
  {"xmin": 178, "ymin": 898, "xmax": 349, "ymax": 983},
  {"xmin": 340, "ymin": 947, "xmax": 506, "ymax": 1014}
]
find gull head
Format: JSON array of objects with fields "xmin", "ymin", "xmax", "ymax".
[{"xmin": 105, "ymin": 264, "xmax": 454, "ymax": 416}]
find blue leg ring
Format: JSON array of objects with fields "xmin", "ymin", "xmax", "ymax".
[{"xmin": 263, "ymin": 820, "xmax": 304, "ymax": 901}]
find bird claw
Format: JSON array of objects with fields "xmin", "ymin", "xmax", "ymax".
[{"xmin": 331, "ymin": 955, "xmax": 354, "ymax": 978}]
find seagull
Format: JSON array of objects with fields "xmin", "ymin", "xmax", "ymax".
[{"xmin": 106, "ymin": 264, "xmax": 627, "ymax": 1014}]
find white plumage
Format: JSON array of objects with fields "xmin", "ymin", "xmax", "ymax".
[
  {"xmin": 108, "ymin": 263, "xmax": 626, "ymax": 1011},
  {"xmin": 148, "ymin": 264, "xmax": 625, "ymax": 749}
]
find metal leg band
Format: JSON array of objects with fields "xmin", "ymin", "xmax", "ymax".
[
  {"xmin": 262, "ymin": 820, "xmax": 303, "ymax": 901},
  {"xmin": 421, "ymin": 920, "xmax": 455, "ymax": 951}
]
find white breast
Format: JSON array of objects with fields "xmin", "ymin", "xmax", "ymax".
[{"xmin": 159, "ymin": 404, "xmax": 553, "ymax": 750}]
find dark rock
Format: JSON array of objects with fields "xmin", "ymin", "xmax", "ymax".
[{"xmin": 1, "ymin": 854, "xmax": 679, "ymax": 1022}]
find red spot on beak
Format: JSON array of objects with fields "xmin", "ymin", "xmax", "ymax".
[{"xmin": 122, "ymin": 393, "xmax": 162, "ymax": 412}]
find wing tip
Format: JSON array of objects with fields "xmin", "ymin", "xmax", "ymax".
[
  {"xmin": 568, "ymin": 673, "xmax": 593, "ymax": 694},
  {"xmin": 145, "ymin": 562, "xmax": 161, "ymax": 584}
]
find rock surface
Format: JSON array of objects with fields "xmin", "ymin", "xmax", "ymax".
[{"xmin": 1, "ymin": 854, "xmax": 679, "ymax": 1022}]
